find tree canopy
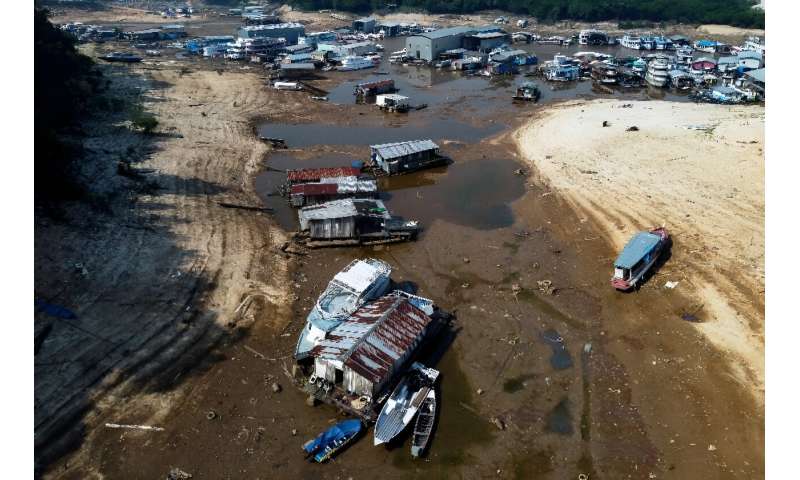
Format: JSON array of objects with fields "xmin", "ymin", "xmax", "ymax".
[{"xmin": 287, "ymin": 0, "xmax": 764, "ymax": 29}]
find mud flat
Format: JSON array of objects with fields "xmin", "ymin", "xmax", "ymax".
[{"xmin": 515, "ymin": 99, "xmax": 765, "ymax": 403}]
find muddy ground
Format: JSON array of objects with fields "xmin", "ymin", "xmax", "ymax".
[{"xmin": 38, "ymin": 8, "xmax": 763, "ymax": 480}]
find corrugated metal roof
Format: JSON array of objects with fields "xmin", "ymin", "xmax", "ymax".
[
  {"xmin": 357, "ymin": 79, "xmax": 395, "ymax": 89},
  {"xmin": 299, "ymin": 198, "xmax": 389, "ymax": 222},
  {"xmin": 311, "ymin": 294, "xmax": 433, "ymax": 384},
  {"xmin": 614, "ymin": 232, "xmax": 661, "ymax": 269},
  {"xmin": 417, "ymin": 26, "xmax": 474, "ymax": 40},
  {"xmin": 287, "ymin": 167, "xmax": 361, "ymax": 182},
  {"xmin": 291, "ymin": 178, "xmax": 377, "ymax": 196},
  {"xmin": 371, "ymin": 139, "xmax": 439, "ymax": 161},
  {"xmin": 280, "ymin": 63, "xmax": 316, "ymax": 70}
]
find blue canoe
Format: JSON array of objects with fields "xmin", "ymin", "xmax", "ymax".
[{"xmin": 302, "ymin": 419, "xmax": 362, "ymax": 463}]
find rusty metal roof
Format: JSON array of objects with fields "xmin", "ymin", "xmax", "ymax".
[
  {"xmin": 291, "ymin": 183, "xmax": 338, "ymax": 196},
  {"xmin": 287, "ymin": 167, "xmax": 361, "ymax": 183},
  {"xmin": 310, "ymin": 295, "xmax": 433, "ymax": 384}
]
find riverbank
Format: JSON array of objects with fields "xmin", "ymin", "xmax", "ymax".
[
  {"xmin": 514, "ymin": 99, "xmax": 765, "ymax": 404},
  {"xmin": 35, "ymin": 56, "xmax": 294, "ymax": 473}
]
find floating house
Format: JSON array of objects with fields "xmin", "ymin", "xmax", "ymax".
[
  {"xmin": 354, "ymin": 79, "xmax": 396, "ymax": 97},
  {"xmin": 298, "ymin": 199, "xmax": 419, "ymax": 245},
  {"xmin": 309, "ymin": 293, "xmax": 435, "ymax": 398},
  {"xmin": 370, "ymin": 139, "xmax": 442, "ymax": 175},
  {"xmin": 379, "ymin": 22, "xmax": 401, "ymax": 37},
  {"xmin": 463, "ymin": 31, "xmax": 511, "ymax": 52},
  {"xmin": 290, "ymin": 177, "xmax": 378, "ymax": 207},
  {"xmin": 279, "ymin": 63, "xmax": 317, "ymax": 79},
  {"xmin": 317, "ymin": 41, "xmax": 377, "ymax": 59},
  {"xmin": 353, "ymin": 17, "xmax": 377, "ymax": 34},
  {"xmin": 376, "ymin": 94, "xmax": 410, "ymax": 112},
  {"xmin": 238, "ymin": 23, "xmax": 305, "ymax": 45},
  {"xmin": 287, "ymin": 167, "xmax": 362, "ymax": 184}
]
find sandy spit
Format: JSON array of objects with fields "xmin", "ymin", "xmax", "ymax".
[{"xmin": 514, "ymin": 99, "xmax": 764, "ymax": 403}]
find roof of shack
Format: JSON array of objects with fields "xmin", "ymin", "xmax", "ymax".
[
  {"xmin": 311, "ymin": 295, "xmax": 433, "ymax": 384},
  {"xmin": 371, "ymin": 139, "xmax": 439, "ymax": 160},
  {"xmin": 745, "ymin": 68, "xmax": 765, "ymax": 83},
  {"xmin": 299, "ymin": 198, "xmax": 389, "ymax": 221},
  {"xmin": 287, "ymin": 166, "xmax": 361, "ymax": 182}
]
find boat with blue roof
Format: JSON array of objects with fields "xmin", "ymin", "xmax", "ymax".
[{"xmin": 611, "ymin": 227, "xmax": 671, "ymax": 290}]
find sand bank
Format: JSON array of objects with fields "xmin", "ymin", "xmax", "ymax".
[{"xmin": 515, "ymin": 99, "xmax": 764, "ymax": 401}]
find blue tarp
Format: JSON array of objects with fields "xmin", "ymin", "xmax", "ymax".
[{"xmin": 614, "ymin": 232, "xmax": 661, "ymax": 269}]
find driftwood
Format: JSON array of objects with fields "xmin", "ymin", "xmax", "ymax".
[{"xmin": 104, "ymin": 423, "xmax": 164, "ymax": 432}]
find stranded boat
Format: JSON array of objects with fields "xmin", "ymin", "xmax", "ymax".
[
  {"xmin": 295, "ymin": 258, "xmax": 392, "ymax": 359},
  {"xmin": 410, "ymin": 389, "xmax": 436, "ymax": 457},
  {"xmin": 100, "ymin": 52, "xmax": 142, "ymax": 63},
  {"xmin": 512, "ymin": 81, "xmax": 541, "ymax": 101},
  {"xmin": 611, "ymin": 227, "xmax": 671, "ymax": 290},
  {"xmin": 302, "ymin": 419, "xmax": 362, "ymax": 462},
  {"xmin": 374, "ymin": 362, "xmax": 440, "ymax": 446}
]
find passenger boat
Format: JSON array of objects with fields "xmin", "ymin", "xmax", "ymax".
[
  {"xmin": 676, "ymin": 47, "xmax": 694, "ymax": 66},
  {"xmin": 410, "ymin": 389, "xmax": 436, "ymax": 458},
  {"xmin": 611, "ymin": 227, "xmax": 670, "ymax": 290},
  {"xmin": 302, "ymin": 419, "xmax": 362, "ymax": 462},
  {"xmin": 668, "ymin": 69, "xmax": 695, "ymax": 90},
  {"xmin": 374, "ymin": 362, "xmax": 440, "ymax": 446},
  {"xmin": 645, "ymin": 60, "xmax": 669, "ymax": 87},
  {"xmin": 295, "ymin": 258, "xmax": 392, "ymax": 359},
  {"xmin": 339, "ymin": 56, "xmax": 376, "ymax": 71},
  {"xmin": 619, "ymin": 34, "xmax": 643, "ymax": 50},
  {"xmin": 578, "ymin": 29, "xmax": 608, "ymax": 45},
  {"xmin": 542, "ymin": 54, "xmax": 580, "ymax": 81}
]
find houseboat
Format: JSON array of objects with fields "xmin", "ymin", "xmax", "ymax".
[
  {"xmin": 611, "ymin": 227, "xmax": 671, "ymax": 290},
  {"xmin": 295, "ymin": 258, "xmax": 392, "ymax": 359},
  {"xmin": 668, "ymin": 70, "xmax": 695, "ymax": 90},
  {"xmin": 100, "ymin": 52, "xmax": 142, "ymax": 63},
  {"xmin": 512, "ymin": 81, "xmax": 541, "ymax": 101},
  {"xmin": 376, "ymin": 93, "xmax": 410, "ymax": 112},
  {"xmin": 354, "ymin": 79, "xmax": 396, "ymax": 97},
  {"xmin": 339, "ymin": 56, "xmax": 375, "ymax": 71},
  {"xmin": 543, "ymin": 54, "xmax": 580, "ymax": 81},
  {"xmin": 578, "ymin": 29, "xmax": 609, "ymax": 45},
  {"xmin": 676, "ymin": 47, "xmax": 694, "ymax": 66},
  {"xmin": 591, "ymin": 62, "xmax": 619, "ymax": 84},
  {"xmin": 645, "ymin": 59, "xmax": 670, "ymax": 87},
  {"xmin": 369, "ymin": 139, "xmax": 445, "ymax": 175}
]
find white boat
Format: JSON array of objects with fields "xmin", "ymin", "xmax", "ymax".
[
  {"xmin": 338, "ymin": 56, "xmax": 376, "ymax": 71},
  {"xmin": 578, "ymin": 29, "xmax": 608, "ymax": 45},
  {"xmin": 645, "ymin": 60, "xmax": 669, "ymax": 87},
  {"xmin": 410, "ymin": 389, "xmax": 436, "ymax": 458},
  {"xmin": 374, "ymin": 363, "xmax": 439, "ymax": 446},
  {"xmin": 295, "ymin": 259, "xmax": 391, "ymax": 359},
  {"xmin": 620, "ymin": 34, "xmax": 643, "ymax": 50}
]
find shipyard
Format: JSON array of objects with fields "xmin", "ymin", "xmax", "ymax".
[{"xmin": 33, "ymin": 1, "xmax": 767, "ymax": 479}]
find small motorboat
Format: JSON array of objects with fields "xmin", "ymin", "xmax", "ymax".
[
  {"xmin": 374, "ymin": 362, "xmax": 439, "ymax": 446},
  {"xmin": 302, "ymin": 419, "xmax": 362, "ymax": 463},
  {"xmin": 611, "ymin": 227, "xmax": 671, "ymax": 290},
  {"xmin": 513, "ymin": 81, "xmax": 541, "ymax": 102},
  {"xmin": 410, "ymin": 389, "xmax": 436, "ymax": 457}
]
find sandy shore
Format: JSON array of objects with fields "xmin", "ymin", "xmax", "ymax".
[{"xmin": 515, "ymin": 99, "xmax": 764, "ymax": 402}]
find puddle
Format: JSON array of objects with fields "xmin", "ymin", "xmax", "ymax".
[
  {"xmin": 254, "ymin": 154, "xmax": 526, "ymax": 232},
  {"xmin": 545, "ymin": 397, "xmax": 574, "ymax": 435},
  {"xmin": 503, "ymin": 373, "xmax": 536, "ymax": 393},
  {"xmin": 541, "ymin": 329, "xmax": 573, "ymax": 370},
  {"xmin": 380, "ymin": 157, "xmax": 526, "ymax": 230},
  {"xmin": 257, "ymin": 118, "xmax": 503, "ymax": 147}
]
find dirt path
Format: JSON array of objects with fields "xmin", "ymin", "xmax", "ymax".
[
  {"xmin": 514, "ymin": 99, "xmax": 765, "ymax": 405},
  {"xmin": 34, "ymin": 63, "xmax": 294, "ymax": 474}
]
